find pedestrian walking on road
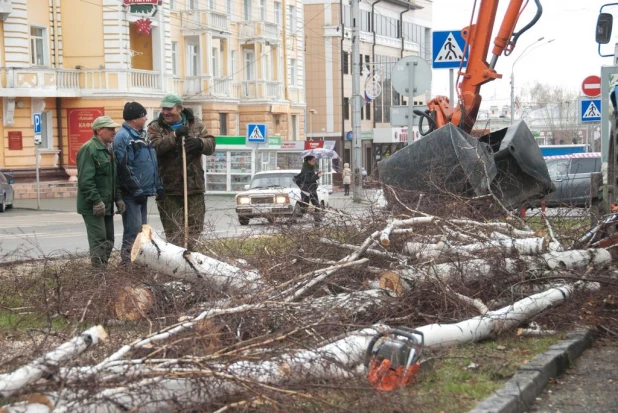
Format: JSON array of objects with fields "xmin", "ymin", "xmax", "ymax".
[
  {"xmin": 342, "ymin": 162, "xmax": 352, "ymax": 196},
  {"xmin": 148, "ymin": 93, "xmax": 216, "ymax": 250},
  {"xmin": 297, "ymin": 155, "xmax": 323, "ymax": 226},
  {"xmin": 77, "ymin": 116, "xmax": 125, "ymax": 268},
  {"xmin": 114, "ymin": 102, "xmax": 163, "ymax": 264}
]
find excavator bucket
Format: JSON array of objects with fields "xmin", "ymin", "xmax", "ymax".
[
  {"xmin": 377, "ymin": 122, "xmax": 552, "ymax": 209},
  {"xmin": 378, "ymin": 123, "xmax": 497, "ymax": 198},
  {"xmin": 479, "ymin": 121, "xmax": 553, "ymax": 209}
]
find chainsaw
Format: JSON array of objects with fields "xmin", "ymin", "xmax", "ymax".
[{"xmin": 364, "ymin": 328, "xmax": 424, "ymax": 391}]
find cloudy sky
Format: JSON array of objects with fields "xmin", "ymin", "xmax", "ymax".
[{"xmin": 430, "ymin": 0, "xmax": 616, "ymax": 108}]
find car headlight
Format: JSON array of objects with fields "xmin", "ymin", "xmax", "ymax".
[
  {"xmin": 275, "ymin": 195, "xmax": 289, "ymax": 204},
  {"xmin": 237, "ymin": 196, "xmax": 250, "ymax": 205}
]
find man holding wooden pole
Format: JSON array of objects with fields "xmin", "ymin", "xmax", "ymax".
[{"xmin": 148, "ymin": 94, "xmax": 216, "ymax": 250}]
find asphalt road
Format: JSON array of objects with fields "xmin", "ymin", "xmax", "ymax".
[{"xmin": 0, "ymin": 191, "xmax": 376, "ymax": 262}]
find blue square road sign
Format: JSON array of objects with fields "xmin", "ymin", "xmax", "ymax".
[
  {"xmin": 432, "ymin": 30, "xmax": 468, "ymax": 69},
  {"xmin": 247, "ymin": 123, "xmax": 268, "ymax": 143},
  {"xmin": 33, "ymin": 113, "xmax": 42, "ymax": 134},
  {"xmin": 581, "ymin": 99, "xmax": 601, "ymax": 123}
]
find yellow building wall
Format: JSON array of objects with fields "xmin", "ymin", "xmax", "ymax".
[{"xmin": 61, "ymin": 0, "xmax": 105, "ymax": 69}]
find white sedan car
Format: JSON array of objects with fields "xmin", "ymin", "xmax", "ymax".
[{"xmin": 235, "ymin": 169, "xmax": 329, "ymax": 225}]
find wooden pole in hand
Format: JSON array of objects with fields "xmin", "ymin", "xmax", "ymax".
[{"xmin": 181, "ymin": 136, "xmax": 189, "ymax": 249}]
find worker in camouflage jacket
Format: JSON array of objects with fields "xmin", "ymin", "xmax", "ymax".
[
  {"xmin": 77, "ymin": 116, "xmax": 125, "ymax": 268},
  {"xmin": 147, "ymin": 93, "xmax": 215, "ymax": 249}
]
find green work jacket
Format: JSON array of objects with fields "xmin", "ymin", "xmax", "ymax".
[{"xmin": 76, "ymin": 136, "xmax": 121, "ymax": 216}]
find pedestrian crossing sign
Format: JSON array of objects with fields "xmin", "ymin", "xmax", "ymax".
[
  {"xmin": 247, "ymin": 123, "xmax": 268, "ymax": 143},
  {"xmin": 432, "ymin": 30, "xmax": 468, "ymax": 69},
  {"xmin": 580, "ymin": 99, "xmax": 601, "ymax": 123}
]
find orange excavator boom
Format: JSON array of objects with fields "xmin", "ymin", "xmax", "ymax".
[{"xmin": 419, "ymin": 0, "xmax": 542, "ymax": 135}]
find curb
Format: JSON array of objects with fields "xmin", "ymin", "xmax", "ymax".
[{"xmin": 469, "ymin": 329, "xmax": 593, "ymax": 413}]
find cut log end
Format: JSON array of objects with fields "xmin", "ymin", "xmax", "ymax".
[
  {"xmin": 131, "ymin": 224, "xmax": 153, "ymax": 262},
  {"xmin": 379, "ymin": 270, "xmax": 406, "ymax": 297},
  {"xmin": 380, "ymin": 238, "xmax": 391, "ymax": 248},
  {"xmin": 90, "ymin": 325, "xmax": 109, "ymax": 344},
  {"xmin": 112, "ymin": 286, "xmax": 155, "ymax": 321},
  {"xmin": 22, "ymin": 393, "xmax": 54, "ymax": 410}
]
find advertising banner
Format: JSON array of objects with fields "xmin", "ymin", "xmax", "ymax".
[{"xmin": 67, "ymin": 108, "xmax": 105, "ymax": 165}]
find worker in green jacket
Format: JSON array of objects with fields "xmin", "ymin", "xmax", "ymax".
[{"xmin": 77, "ymin": 116, "xmax": 125, "ymax": 268}]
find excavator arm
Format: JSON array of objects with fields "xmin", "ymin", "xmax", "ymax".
[{"xmin": 419, "ymin": 0, "xmax": 543, "ymax": 135}]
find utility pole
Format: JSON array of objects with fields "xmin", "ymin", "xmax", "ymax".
[{"xmin": 351, "ymin": 0, "xmax": 362, "ymax": 203}]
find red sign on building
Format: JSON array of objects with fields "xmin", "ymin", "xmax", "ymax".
[
  {"xmin": 304, "ymin": 141, "xmax": 324, "ymax": 150},
  {"xmin": 67, "ymin": 108, "xmax": 105, "ymax": 165},
  {"xmin": 8, "ymin": 131, "xmax": 23, "ymax": 150}
]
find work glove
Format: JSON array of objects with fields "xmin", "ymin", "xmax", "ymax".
[
  {"xmin": 93, "ymin": 201, "xmax": 106, "ymax": 217},
  {"xmin": 134, "ymin": 195, "xmax": 148, "ymax": 205},
  {"xmin": 184, "ymin": 136, "xmax": 203, "ymax": 154},
  {"xmin": 175, "ymin": 125, "xmax": 189, "ymax": 141},
  {"xmin": 156, "ymin": 188, "xmax": 165, "ymax": 202},
  {"xmin": 115, "ymin": 200, "xmax": 126, "ymax": 215}
]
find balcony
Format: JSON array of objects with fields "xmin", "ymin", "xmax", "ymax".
[
  {"xmin": 180, "ymin": 9, "xmax": 231, "ymax": 37},
  {"xmin": 184, "ymin": 75, "xmax": 239, "ymax": 99},
  {"xmin": 240, "ymin": 80, "xmax": 282, "ymax": 100},
  {"xmin": 0, "ymin": 0, "xmax": 12, "ymax": 21},
  {"xmin": 239, "ymin": 21, "xmax": 280, "ymax": 44},
  {"xmin": 0, "ymin": 68, "xmax": 163, "ymax": 97}
]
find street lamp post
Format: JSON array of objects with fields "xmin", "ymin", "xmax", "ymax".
[{"xmin": 510, "ymin": 37, "xmax": 554, "ymax": 124}]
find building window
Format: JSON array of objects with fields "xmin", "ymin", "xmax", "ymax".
[
  {"xmin": 40, "ymin": 112, "xmax": 53, "ymax": 150},
  {"xmin": 220, "ymin": 113, "xmax": 228, "ymax": 135},
  {"xmin": 212, "ymin": 47, "xmax": 219, "ymax": 76},
  {"xmin": 289, "ymin": 58, "xmax": 296, "ymax": 86},
  {"xmin": 171, "ymin": 41, "xmax": 179, "ymax": 76},
  {"xmin": 274, "ymin": 2, "xmax": 281, "ymax": 25},
  {"xmin": 343, "ymin": 97, "xmax": 350, "ymax": 120},
  {"xmin": 288, "ymin": 5, "xmax": 297, "ymax": 33},
  {"xmin": 231, "ymin": 50, "xmax": 236, "ymax": 80},
  {"xmin": 30, "ymin": 27, "xmax": 47, "ymax": 67},
  {"xmin": 243, "ymin": 0, "xmax": 252, "ymax": 20},
  {"xmin": 342, "ymin": 51, "xmax": 349, "ymax": 74},
  {"xmin": 209, "ymin": 0, "xmax": 215, "ymax": 10},
  {"xmin": 259, "ymin": 0, "xmax": 266, "ymax": 21},
  {"xmin": 227, "ymin": 0, "xmax": 232, "ymax": 16},
  {"xmin": 365, "ymin": 103, "xmax": 371, "ymax": 120},
  {"xmin": 187, "ymin": 44, "xmax": 199, "ymax": 76},
  {"xmin": 244, "ymin": 51, "xmax": 255, "ymax": 80},
  {"xmin": 188, "ymin": 0, "xmax": 196, "ymax": 10},
  {"xmin": 170, "ymin": 0, "xmax": 176, "ymax": 10}
]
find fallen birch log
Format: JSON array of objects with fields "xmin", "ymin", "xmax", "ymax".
[
  {"xmin": 11, "ymin": 283, "xmax": 592, "ymax": 412},
  {"xmin": 131, "ymin": 225, "xmax": 266, "ymax": 292},
  {"xmin": 380, "ymin": 248, "xmax": 611, "ymax": 295},
  {"xmin": 406, "ymin": 237, "xmax": 548, "ymax": 257},
  {"xmin": 379, "ymin": 216, "xmax": 434, "ymax": 247},
  {"xmin": 0, "ymin": 326, "xmax": 107, "ymax": 399}
]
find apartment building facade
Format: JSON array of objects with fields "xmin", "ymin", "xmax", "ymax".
[
  {"xmin": 304, "ymin": 0, "xmax": 432, "ymax": 176},
  {"xmin": 0, "ymin": 0, "xmax": 306, "ymax": 192}
]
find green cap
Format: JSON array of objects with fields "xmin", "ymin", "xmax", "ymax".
[
  {"xmin": 92, "ymin": 116, "xmax": 120, "ymax": 130},
  {"xmin": 160, "ymin": 93, "xmax": 182, "ymax": 108}
]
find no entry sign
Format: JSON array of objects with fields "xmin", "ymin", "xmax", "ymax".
[{"xmin": 582, "ymin": 75, "xmax": 601, "ymax": 98}]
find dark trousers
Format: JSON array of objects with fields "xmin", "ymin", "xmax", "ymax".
[
  {"xmin": 82, "ymin": 214, "xmax": 114, "ymax": 268},
  {"xmin": 120, "ymin": 196, "xmax": 149, "ymax": 263},
  {"xmin": 344, "ymin": 184, "xmax": 350, "ymax": 195},
  {"xmin": 156, "ymin": 193, "xmax": 205, "ymax": 250},
  {"xmin": 301, "ymin": 190, "xmax": 322, "ymax": 222}
]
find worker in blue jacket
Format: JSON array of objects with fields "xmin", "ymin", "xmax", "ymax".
[{"xmin": 114, "ymin": 102, "xmax": 163, "ymax": 264}]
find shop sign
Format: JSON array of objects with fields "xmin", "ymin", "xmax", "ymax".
[
  {"xmin": 67, "ymin": 108, "xmax": 105, "ymax": 165},
  {"xmin": 123, "ymin": 0, "xmax": 160, "ymax": 4},
  {"xmin": 268, "ymin": 136, "xmax": 281, "ymax": 146},
  {"xmin": 8, "ymin": 131, "xmax": 23, "ymax": 150},
  {"xmin": 305, "ymin": 140, "xmax": 324, "ymax": 150},
  {"xmin": 281, "ymin": 141, "xmax": 297, "ymax": 149}
]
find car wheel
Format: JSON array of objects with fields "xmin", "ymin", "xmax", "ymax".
[
  {"xmin": 0, "ymin": 196, "xmax": 5, "ymax": 213},
  {"xmin": 238, "ymin": 216, "xmax": 250, "ymax": 226}
]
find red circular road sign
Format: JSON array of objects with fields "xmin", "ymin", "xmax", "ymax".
[{"xmin": 582, "ymin": 75, "xmax": 601, "ymax": 97}]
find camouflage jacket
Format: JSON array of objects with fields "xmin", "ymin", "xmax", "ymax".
[{"xmin": 147, "ymin": 109, "xmax": 216, "ymax": 196}]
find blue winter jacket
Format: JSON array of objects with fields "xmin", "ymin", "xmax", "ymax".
[{"xmin": 113, "ymin": 123, "xmax": 163, "ymax": 198}]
